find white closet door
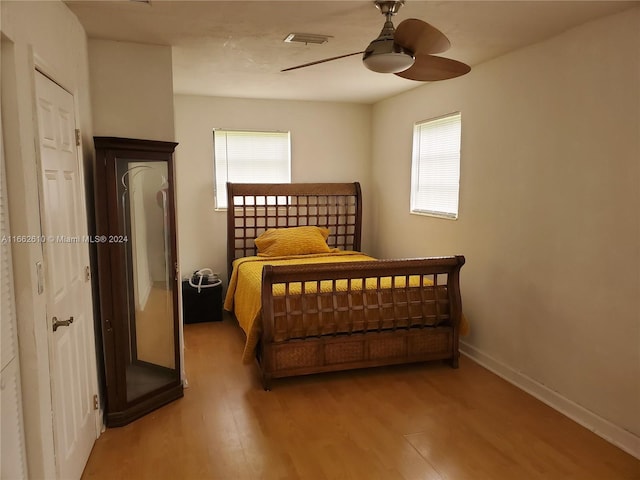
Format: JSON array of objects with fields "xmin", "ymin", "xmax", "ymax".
[{"xmin": 35, "ymin": 70, "xmax": 99, "ymax": 480}]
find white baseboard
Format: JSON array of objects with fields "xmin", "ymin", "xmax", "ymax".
[{"xmin": 459, "ymin": 341, "xmax": 640, "ymax": 460}]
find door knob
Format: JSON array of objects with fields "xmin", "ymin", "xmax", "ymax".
[{"xmin": 52, "ymin": 316, "xmax": 74, "ymax": 332}]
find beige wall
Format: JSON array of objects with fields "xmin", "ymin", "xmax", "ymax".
[
  {"xmin": 371, "ymin": 8, "xmax": 640, "ymax": 453},
  {"xmin": 173, "ymin": 95, "xmax": 372, "ymax": 279},
  {"xmin": 89, "ymin": 39, "xmax": 175, "ymax": 141},
  {"xmin": 1, "ymin": 1, "xmax": 96, "ymax": 477}
]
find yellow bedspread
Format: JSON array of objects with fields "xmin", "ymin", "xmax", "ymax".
[{"xmin": 224, "ymin": 252, "xmax": 469, "ymax": 364}]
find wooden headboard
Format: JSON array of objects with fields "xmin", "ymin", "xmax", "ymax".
[{"xmin": 226, "ymin": 182, "xmax": 362, "ymax": 274}]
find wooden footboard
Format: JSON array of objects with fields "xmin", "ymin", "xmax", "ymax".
[{"xmin": 259, "ymin": 256, "xmax": 465, "ymax": 389}]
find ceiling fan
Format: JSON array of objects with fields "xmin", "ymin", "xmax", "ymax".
[{"xmin": 282, "ymin": 0, "xmax": 470, "ymax": 81}]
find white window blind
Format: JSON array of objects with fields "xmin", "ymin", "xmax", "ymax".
[
  {"xmin": 410, "ymin": 112, "xmax": 461, "ymax": 219},
  {"xmin": 213, "ymin": 129, "xmax": 291, "ymax": 209}
]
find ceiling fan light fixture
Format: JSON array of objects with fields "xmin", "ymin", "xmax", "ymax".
[
  {"xmin": 362, "ymin": 40, "xmax": 414, "ymax": 74},
  {"xmin": 363, "ymin": 51, "xmax": 414, "ymax": 73}
]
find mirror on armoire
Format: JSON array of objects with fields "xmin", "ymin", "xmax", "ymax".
[{"xmin": 94, "ymin": 137, "xmax": 182, "ymax": 427}]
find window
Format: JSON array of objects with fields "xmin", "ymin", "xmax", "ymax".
[
  {"xmin": 410, "ymin": 112, "xmax": 461, "ymax": 219},
  {"xmin": 213, "ymin": 129, "xmax": 291, "ymax": 209}
]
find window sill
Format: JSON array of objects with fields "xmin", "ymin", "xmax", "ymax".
[{"xmin": 410, "ymin": 210, "xmax": 458, "ymax": 220}]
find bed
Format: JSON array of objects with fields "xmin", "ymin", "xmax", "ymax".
[{"xmin": 224, "ymin": 182, "xmax": 466, "ymax": 389}]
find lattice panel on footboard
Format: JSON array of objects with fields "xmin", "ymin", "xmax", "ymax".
[{"xmin": 269, "ymin": 276, "xmax": 451, "ymax": 343}]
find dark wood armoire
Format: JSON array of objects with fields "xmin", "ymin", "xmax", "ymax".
[{"xmin": 93, "ymin": 137, "xmax": 183, "ymax": 427}]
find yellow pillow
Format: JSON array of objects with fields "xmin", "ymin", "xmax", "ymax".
[{"xmin": 255, "ymin": 226, "xmax": 331, "ymax": 257}]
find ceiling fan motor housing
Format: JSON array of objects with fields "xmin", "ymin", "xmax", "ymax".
[
  {"xmin": 362, "ymin": 37, "xmax": 415, "ymax": 73},
  {"xmin": 362, "ymin": 16, "xmax": 415, "ymax": 74}
]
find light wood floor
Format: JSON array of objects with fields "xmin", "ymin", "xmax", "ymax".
[{"xmin": 82, "ymin": 315, "xmax": 640, "ymax": 480}]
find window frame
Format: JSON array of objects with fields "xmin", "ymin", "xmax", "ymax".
[{"xmin": 410, "ymin": 112, "xmax": 462, "ymax": 220}]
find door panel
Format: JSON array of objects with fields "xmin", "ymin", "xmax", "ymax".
[{"xmin": 35, "ymin": 70, "xmax": 99, "ymax": 480}]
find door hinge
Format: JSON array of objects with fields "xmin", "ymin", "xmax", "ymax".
[
  {"xmin": 93, "ymin": 394, "xmax": 99, "ymax": 410},
  {"xmin": 36, "ymin": 261, "xmax": 44, "ymax": 295},
  {"xmin": 85, "ymin": 265, "xmax": 91, "ymax": 282},
  {"xmin": 75, "ymin": 129, "xmax": 81, "ymax": 146}
]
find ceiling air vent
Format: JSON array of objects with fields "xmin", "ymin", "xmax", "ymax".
[{"xmin": 284, "ymin": 33, "xmax": 332, "ymax": 45}]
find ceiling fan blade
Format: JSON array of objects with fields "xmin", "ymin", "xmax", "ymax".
[
  {"xmin": 395, "ymin": 54, "xmax": 470, "ymax": 81},
  {"xmin": 281, "ymin": 51, "xmax": 364, "ymax": 72},
  {"xmin": 394, "ymin": 18, "xmax": 450, "ymax": 55}
]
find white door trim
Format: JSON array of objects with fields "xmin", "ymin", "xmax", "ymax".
[{"xmin": 2, "ymin": 39, "xmax": 57, "ymax": 480}]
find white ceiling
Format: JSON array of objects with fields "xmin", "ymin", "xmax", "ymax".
[{"xmin": 64, "ymin": 0, "xmax": 637, "ymax": 104}]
